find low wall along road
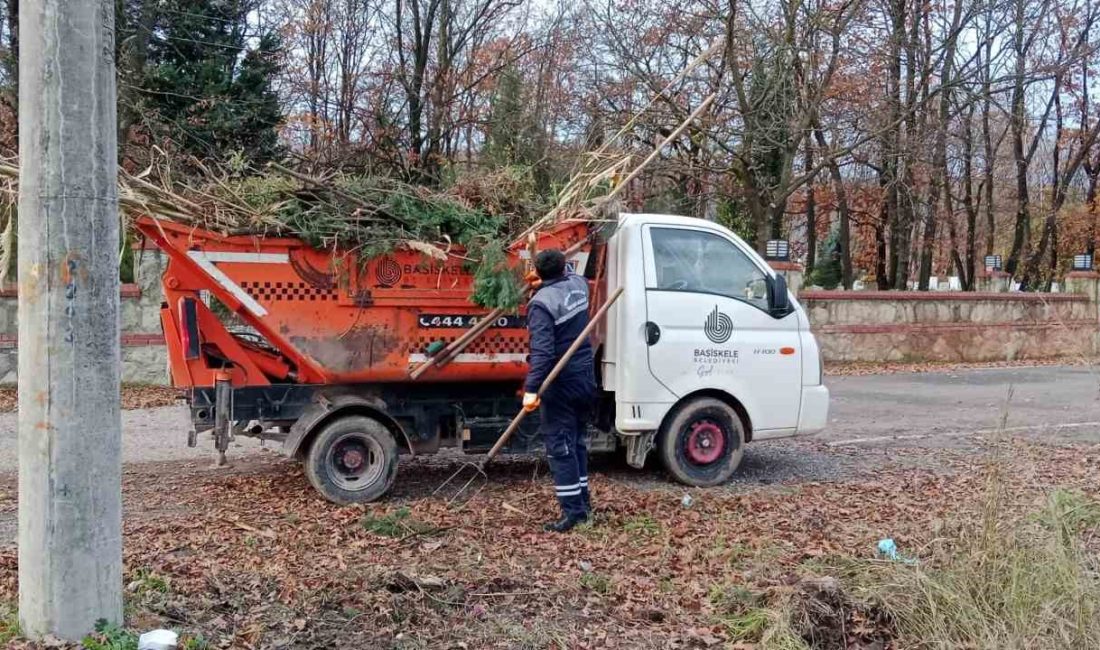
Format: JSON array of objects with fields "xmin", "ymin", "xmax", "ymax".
[
  {"xmin": 800, "ymin": 289, "xmax": 1097, "ymax": 363},
  {"xmin": 747, "ymin": 263, "xmax": 1098, "ymax": 365},
  {"xmin": 0, "ymin": 249, "xmax": 1096, "ymax": 384},
  {"xmin": 0, "ymin": 243, "xmax": 170, "ymax": 385}
]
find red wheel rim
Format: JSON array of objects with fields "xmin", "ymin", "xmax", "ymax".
[
  {"xmin": 342, "ymin": 448, "xmax": 365, "ymax": 470},
  {"xmin": 685, "ymin": 420, "xmax": 725, "ymax": 465}
]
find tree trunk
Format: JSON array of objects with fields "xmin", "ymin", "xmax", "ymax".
[
  {"xmin": 893, "ymin": 180, "xmax": 915, "ymax": 289},
  {"xmin": 919, "ymin": 0, "xmax": 960, "ymax": 290},
  {"xmin": 917, "ymin": 193, "xmax": 938, "ymax": 290},
  {"xmin": 1006, "ymin": 0, "xmax": 1031, "ymax": 277},
  {"xmin": 838, "ymin": 185, "xmax": 852, "ymax": 290},
  {"xmin": 814, "ymin": 126, "xmax": 852, "ymax": 288},
  {"xmin": 804, "ymin": 140, "xmax": 816, "ymax": 273},
  {"xmin": 886, "ymin": 173, "xmax": 899, "ymax": 288},
  {"xmin": 962, "ymin": 102, "xmax": 978, "ymax": 290},
  {"xmin": 884, "ymin": 0, "xmax": 904, "ymax": 288},
  {"xmin": 754, "ymin": 199, "xmax": 770, "ymax": 253},
  {"xmin": 1086, "ymin": 172, "xmax": 1099, "ymax": 256},
  {"xmin": 876, "ymin": 192, "xmax": 890, "ymax": 290},
  {"xmin": 1021, "ymin": 65, "xmax": 1066, "ymax": 290},
  {"xmin": 982, "ymin": 87, "xmax": 995, "ymax": 257}
]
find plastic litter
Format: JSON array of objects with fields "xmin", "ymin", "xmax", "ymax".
[
  {"xmin": 876, "ymin": 538, "xmax": 916, "ymax": 564},
  {"xmin": 681, "ymin": 494, "xmax": 694, "ymax": 508},
  {"xmin": 138, "ymin": 629, "xmax": 178, "ymax": 650}
]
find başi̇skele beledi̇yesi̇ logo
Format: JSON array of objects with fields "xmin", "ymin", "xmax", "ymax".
[
  {"xmin": 695, "ymin": 306, "xmax": 739, "ymax": 365},
  {"xmin": 703, "ymin": 305, "xmax": 733, "ymax": 343}
]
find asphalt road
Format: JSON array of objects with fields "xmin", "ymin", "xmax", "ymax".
[
  {"xmin": 0, "ymin": 364, "xmax": 1094, "ymax": 475},
  {"xmin": 824, "ymin": 364, "xmax": 1100, "ymax": 448}
]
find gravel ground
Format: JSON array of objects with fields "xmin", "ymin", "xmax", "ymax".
[
  {"xmin": 0, "ymin": 406, "xmax": 268, "ymax": 474},
  {"xmin": 0, "ymin": 364, "xmax": 1092, "ymax": 544},
  {"xmin": 0, "ymin": 364, "xmax": 1093, "ymax": 481}
]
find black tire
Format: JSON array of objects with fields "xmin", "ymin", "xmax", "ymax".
[
  {"xmin": 304, "ymin": 415, "xmax": 399, "ymax": 504},
  {"xmin": 657, "ymin": 397, "xmax": 744, "ymax": 487}
]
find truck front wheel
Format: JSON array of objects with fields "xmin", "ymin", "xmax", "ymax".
[
  {"xmin": 658, "ymin": 398, "xmax": 744, "ymax": 487},
  {"xmin": 304, "ymin": 415, "xmax": 398, "ymax": 504}
]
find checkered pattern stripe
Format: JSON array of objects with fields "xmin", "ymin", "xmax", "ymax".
[
  {"xmin": 240, "ymin": 281, "xmax": 337, "ymax": 302},
  {"xmin": 412, "ymin": 334, "xmax": 527, "ymax": 354}
]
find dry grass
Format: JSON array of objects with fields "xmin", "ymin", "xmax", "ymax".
[
  {"xmin": 742, "ymin": 487, "xmax": 1100, "ymax": 650},
  {"xmin": 719, "ymin": 457, "xmax": 1100, "ymax": 650},
  {"xmin": 870, "ymin": 487, "xmax": 1100, "ymax": 649}
]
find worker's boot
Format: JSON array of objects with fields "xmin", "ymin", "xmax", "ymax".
[
  {"xmin": 577, "ymin": 437, "xmax": 591, "ymax": 515},
  {"xmin": 543, "ymin": 512, "xmax": 588, "ymax": 533}
]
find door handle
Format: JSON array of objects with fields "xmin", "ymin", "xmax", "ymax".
[{"xmin": 645, "ymin": 321, "xmax": 661, "ymax": 346}]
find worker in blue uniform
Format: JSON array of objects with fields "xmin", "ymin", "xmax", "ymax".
[{"xmin": 522, "ymin": 249, "xmax": 596, "ymax": 532}]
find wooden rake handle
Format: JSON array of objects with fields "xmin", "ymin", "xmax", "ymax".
[{"xmin": 482, "ymin": 286, "xmax": 625, "ymax": 464}]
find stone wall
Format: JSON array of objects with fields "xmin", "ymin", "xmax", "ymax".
[
  {"xmin": 800, "ymin": 290, "xmax": 1097, "ymax": 363},
  {"xmin": 766, "ymin": 264, "xmax": 1100, "ymax": 363},
  {"xmin": 0, "ymin": 254, "xmax": 1095, "ymax": 383},
  {"xmin": 0, "ymin": 245, "xmax": 169, "ymax": 385}
]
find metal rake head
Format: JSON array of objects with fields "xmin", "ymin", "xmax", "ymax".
[{"xmin": 432, "ymin": 460, "xmax": 488, "ymax": 508}]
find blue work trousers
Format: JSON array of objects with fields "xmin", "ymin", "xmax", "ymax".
[{"xmin": 540, "ymin": 374, "xmax": 595, "ymax": 518}]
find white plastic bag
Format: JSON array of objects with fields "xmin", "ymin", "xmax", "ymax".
[{"xmin": 138, "ymin": 629, "xmax": 178, "ymax": 650}]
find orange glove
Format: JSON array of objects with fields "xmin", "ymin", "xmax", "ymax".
[
  {"xmin": 524, "ymin": 269, "xmax": 542, "ymax": 289},
  {"xmin": 522, "ymin": 392, "xmax": 541, "ymax": 412}
]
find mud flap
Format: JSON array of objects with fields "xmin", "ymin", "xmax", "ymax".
[{"xmin": 622, "ymin": 431, "xmax": 656, "ymax": 469}]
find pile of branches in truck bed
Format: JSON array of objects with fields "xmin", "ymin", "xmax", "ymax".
[
  {"xmin": 0, "ymin": 46, "xmax": 719, "ymax": 310},
  {"xmin": 0, "ymin": 154, "xmax": 627, "ymax": 309}
]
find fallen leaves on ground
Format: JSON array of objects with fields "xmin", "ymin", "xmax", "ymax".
[
  {"xmin": 826, "ymin": 355, "xmax": 1097, "ymax": 376},
  {"xmin": 0, "ymin": 437, "xmax": 1096, "ymax": 648},
  {"xmin": 0, "ymin": 385, "xmax": 184, "ymax": 412}
]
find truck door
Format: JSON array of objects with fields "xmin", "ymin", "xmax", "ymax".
[{"xmin": 642, "ymin": 225, "xmax": 802, "ymax": 432}]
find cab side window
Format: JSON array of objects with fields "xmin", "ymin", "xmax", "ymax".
[{"xmin": 650, "ymin": 227, "xmax": 769, "ymax": 311}]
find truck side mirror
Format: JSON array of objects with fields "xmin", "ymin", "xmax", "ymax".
[{"xmin": 768, "ymin": 274, "xmax": 791, "ymax": 317}]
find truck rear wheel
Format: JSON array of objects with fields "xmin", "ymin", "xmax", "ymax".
[
  {"xmin": 304, "ymin": 415, "xmax": 398, "ymax": 504},
  {"xmin": 658, "ymin": 398, "xmax": 744, "ymax": 487}
]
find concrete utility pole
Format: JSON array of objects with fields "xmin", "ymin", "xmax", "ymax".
[{"xmin": 18, "ymin": 0, "xmax": 122, "ymax": 640}]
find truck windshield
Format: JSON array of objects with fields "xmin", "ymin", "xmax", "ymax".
[{"xmin": 651, "ymin": 227, "xmax": 769, "ymax": 310}]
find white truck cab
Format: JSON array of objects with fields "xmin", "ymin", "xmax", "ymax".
[{"xmin": 601, "ymin": 213, "xmax": 829, "ymax": 486}]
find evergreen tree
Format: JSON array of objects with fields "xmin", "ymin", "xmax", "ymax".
[
  {"xmin": 811, "ymin": 228, "xmax": 843, "ymax": 289},
  {"xmin": 717, "ymin": 198, "xmax": 756, "ymax": 243},
  {"xmin": 485, "ymin": 66, "xmax": 528, "ymax": 167},
  {"xmin": 484, "ymin": 65, "xmax": 550, "ymax": 191},
  {"xmin": 745, "ymin": 40, "xmax": 796, "ymax": 240},
  {"xmin": 231, "ymin": 34, "xmax": 284, "ymax": 162},
  {"xmin": 140, "ymin": 0, "xmax": 283, "ymax": 165}
]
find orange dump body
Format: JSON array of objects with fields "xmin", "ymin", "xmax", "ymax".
[{"xmin": 135, "ymin": 216, "xmax": 596, "ymax": 388}]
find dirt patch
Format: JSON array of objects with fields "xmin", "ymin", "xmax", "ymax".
[
  {"xmin": 290, "ymin": 324, "xmax": 401, "ymax": 372},
  {"xmin": 788, "ymin": 576, "xmax": 895, "ymax": 650}
]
